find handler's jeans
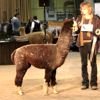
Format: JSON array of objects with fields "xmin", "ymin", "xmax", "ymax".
[{"xmin": 79, "ymin": 43, "xmax": 97, "ymax": 87}]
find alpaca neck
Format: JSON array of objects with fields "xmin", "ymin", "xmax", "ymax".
[
  {"xmin": 20, "ymin": 31, "xmax": 26, "ymax": 36},
  {"xmin": 55, "ymin": 32, "xmax": 72, "ymax": 67}
]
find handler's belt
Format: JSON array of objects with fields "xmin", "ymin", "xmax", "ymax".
[{"xmin": 79, "ymin": 31, "xmax": 92, "ymax": 46}]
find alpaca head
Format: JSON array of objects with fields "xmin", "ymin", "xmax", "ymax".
[
  {"xmin": 61, "ymin": 19, "xmax": 73, "ymax": 33},
  {"xmin": 18, "ymin": 27, "xmax": 26, "ymax": 36}
]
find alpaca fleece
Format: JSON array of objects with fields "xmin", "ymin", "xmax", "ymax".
[{"xmin": 11, "ymin": 19, "xmax": 73, "ymax": 90}]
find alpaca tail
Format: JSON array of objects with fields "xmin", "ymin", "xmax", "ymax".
[{"xmin": 11, "ymin": 50, "xmax": 16, "ymax": 64}]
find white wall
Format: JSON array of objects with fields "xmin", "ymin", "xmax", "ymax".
[{"xmin": 94, "ymin": 3, "xmax": 100, "ymax": 16}]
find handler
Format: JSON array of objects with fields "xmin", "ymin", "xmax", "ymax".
[{"xmin": 73, "ymin": 1, "xmax": 100, "ymax": 90}]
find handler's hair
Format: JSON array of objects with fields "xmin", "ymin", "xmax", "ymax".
[{"xmin": 80, "ymin": 2, "xmax": 93, "ymax": 14}]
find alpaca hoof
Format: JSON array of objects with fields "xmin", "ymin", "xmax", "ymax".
[
  {"xmin": 18, "ymin": 90, "xmax": 23, "ymax": 95},
  {"xmin": 53, "ymin": 86, "xmax": 58, "ymax": 94},
  {"xmin": 43, "ymin": 87, "xmax": 48, "ymax": 96},
  {"xmin": 53, "ymin": 90, "xmax": 58, "ymax": 94},
  {"xmin": 43, "ymin": 91, "xmax": 48, "ymax": 96},
  {"xmin": 17, "ymin": 87, "xmax": 23, "ymax": 95}
]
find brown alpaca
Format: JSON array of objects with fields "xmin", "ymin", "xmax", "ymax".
[
  {"xmin": 17, "ymin": 27, "xmax": 53, "ymax": 44},
  {"xmin": 11, "ymin": 19, "xmax": 73, "ymax": 95}
]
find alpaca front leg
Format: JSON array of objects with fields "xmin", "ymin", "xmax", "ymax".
[
  {"xmin": 43, "ymin": 79, "xmax": 48, "ymax": 95},
  {"xmin": 43, "ymin": 68, "xmax": 52, "ymax": 95},
  {"xmin": 52, "ymin": 85, "xmax": 58, "ymax": 94},
  {"xmin": 17, "ymin": 86, "xmax": 23, "ymax": 95},
  {"xmin": 51, "ymin": 69, "xmax": 58, "ymax": 94}
]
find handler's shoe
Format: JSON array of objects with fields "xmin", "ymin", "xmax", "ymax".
[
  {"xmin": 81, "ymin": 85, "xmax": 89, "ymax": 90},
  {"xmin": 91, "ymin": 86, "xmax": 98, "ymax": 90}
]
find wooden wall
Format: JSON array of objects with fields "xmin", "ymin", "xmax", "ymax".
[{"xmin": 0, "ymin": 0, "xmax": 31, "ymax": 23}]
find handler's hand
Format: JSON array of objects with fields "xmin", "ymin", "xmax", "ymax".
[{"xmin": 72, "ymin": 21, "xmax": 78, "ymax": 32}]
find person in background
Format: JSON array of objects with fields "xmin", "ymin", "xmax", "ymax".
[
  {"xmin": 6, "ymin": 18, "xmax": 13, "ymax": 38},
  {"xmin": 30, "ymin": 16, "xmax": 41, "ymax": 32},
  {"xmin": 73, "ymin": 1, "xmax": 100, "ymax": 90},
  {"xmin": 0, "ymin": 22, "xmax": 2, "ymax": 32},
  {"xmin": 25, "ymin": 17, "xmax": 33, "ymax": 34},
  {"xmin": 11, "ymin": 13, "xmax": 21, "ymax": 36}
]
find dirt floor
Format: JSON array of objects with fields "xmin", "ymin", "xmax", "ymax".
[{"xmin": 0, "ymin": 52, "xmax": 100, "ymax": 100}]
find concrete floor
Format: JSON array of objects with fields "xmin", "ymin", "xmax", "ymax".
[{"xmin": 0, "ymin": 52, "xmax": 100, "ymax": 100}]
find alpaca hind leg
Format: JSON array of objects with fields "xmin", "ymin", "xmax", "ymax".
[
  {"xmin": 15, "ymin": 69, "xmax": 27, "ymax": 95},
  {"xmin": 51, "ymin": 69, "xmax": 58, "ymax": 94}
]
